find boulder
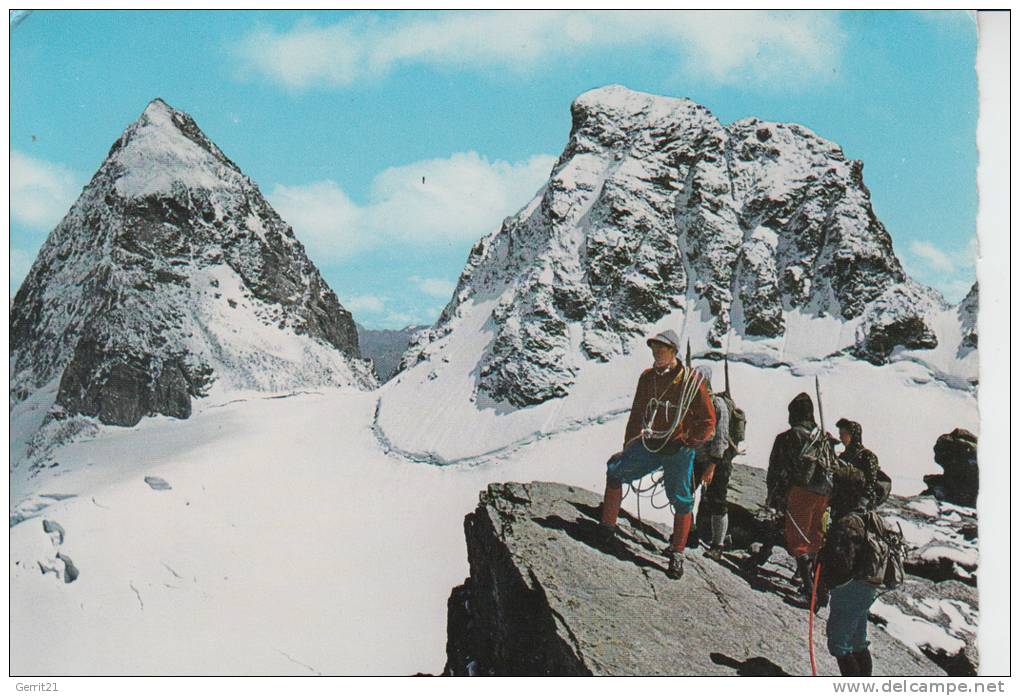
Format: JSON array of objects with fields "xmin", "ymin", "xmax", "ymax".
[
  {"xmin": 924, "ymin": 429, "xmax": 978, "ymax": 507},
  {"xmin": 444, "ymin": 480, "xmax": 940, "ymax": 676}
]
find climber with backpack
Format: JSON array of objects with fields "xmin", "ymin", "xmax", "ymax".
[
  {"xmin": 693, "ymin": 359, "xmax": 746, "ymax": 560},
  {"xmin": 763, "ymin": 387, "xmax": 837, "ymax": 606},
  {"xmin": 818, "ymin": 498, "xmax": 906, "ymax": 676},
  {"xmin": 599, "ymin": 329, "xmax": 717, "ymax": 580}
]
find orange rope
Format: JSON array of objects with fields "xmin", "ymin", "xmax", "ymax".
[{"xmin": 809, "ymin": 561, "xmax": 823, "ymax": 676}]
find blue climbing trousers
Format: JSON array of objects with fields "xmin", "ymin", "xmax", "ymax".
[
  {"xmin": 827, "ymin": 579, "xmax": 880, "ymax": 657},
  {"xmin": 606, "ymin": 440, "xmax": 697, "ymax": 515}
]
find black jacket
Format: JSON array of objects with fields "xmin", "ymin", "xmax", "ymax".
[
  {"xmin": 765, "ymin": 393, "xmax": 816, "ymax": 510},
  {"xmin": 831, "ymin": 419, "xmax": 882, "ymax": 518}
]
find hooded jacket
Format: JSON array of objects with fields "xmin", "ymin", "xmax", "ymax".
[
  {"xmin": 831, "ymin": 418, "xmax": 882, "ymax": 517},
  {"xmin": 765, "ymin": 393, "xmax": 817, "ymax": 509},
  {"xmin": 623, "ymin": 361, "xmax": 716, "ymax": 452}
]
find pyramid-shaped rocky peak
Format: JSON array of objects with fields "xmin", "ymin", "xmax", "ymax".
[
  {"xmin": 402, "ymin": 85, "xmax": 954, "ymax": 407},
  {"xmin": 11, "ymin": 99, "xmax": 373, "ymax": 427}
]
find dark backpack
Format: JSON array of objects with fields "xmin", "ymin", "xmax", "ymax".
[
  {"xmin": 791, "ymin": 425, "xmax": 836, "ymax": 495},
  {"xmin": 856, "ymin": 511, "xmax": 906, "ymax": 589},
  {"xmin": 717, "ymin": 392, "xmax": 746, "ymax": 455}
]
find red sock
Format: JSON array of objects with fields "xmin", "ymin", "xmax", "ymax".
[
  {"xmin": 670, "ymin": 512, "xmax": 692, "ymax": 551},
  {"xmin": 601, "ymin": 479, "xmax": 623, "ymax": 526}
]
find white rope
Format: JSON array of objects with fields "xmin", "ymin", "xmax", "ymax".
[{"xmin": 640, "ymin": 369, "xmax": 704, "ymax": 453}]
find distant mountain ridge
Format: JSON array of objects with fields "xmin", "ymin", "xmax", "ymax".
[
  {"xmin": 358, "ymin": 325, "xmax": 427, "ymax": 382},
  {"xmin": 10, "ymin": 99, "xmax": 374, "ymax": 427}
]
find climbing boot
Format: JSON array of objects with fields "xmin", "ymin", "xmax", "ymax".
[
  {"xmin": 666, "ymin": 550, "xmax": 685, "ymax": 579},
  {"xmin": 836, "ymin": 653, "xmax": 860, "ymax": 677},
  {"xmin": 705, "ymin": 545, "xmax": 725, "ymax": 561},
  {"xmin": 852, "ymin": 649, "xmax": 873, "ymax": 676},
  {"xmin": 597, "ymin": 521, "xmax": 618, "ymax": 541},
  {"xmin": 742, "ymin": 543, "xmax": 772, "ymax": 572}
]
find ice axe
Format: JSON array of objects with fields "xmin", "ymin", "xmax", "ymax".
[
  {"xmin": 685, "ymin": 340, "xmax": 692, "ymax": 369},
  {"xmin": 814, "ymin": 375, "xmax": 826, "ymax": 434}
]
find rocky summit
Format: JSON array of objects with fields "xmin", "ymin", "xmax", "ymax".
[
  {"xmin": 10, "ymin": 99, "xmax": 374, "ymax": 427},
  {"xmin": 401, "ymin": 85, "xmax": 968, "ymax": 407},
  {"xmin": 445, "ymin": 478, "xmax": 976, "ymax": 676}
]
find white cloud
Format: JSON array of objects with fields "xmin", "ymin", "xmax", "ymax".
[
  {"xmin": 232, "ymin": 11, "xmax": 844, "ymax": 90},
  {"xmin": 10, "ymin": 151, "xmax": 79, "ymax": 229},
  {"xmin": 344, "ymin": 294, "xmax": 385, "ymax": 314},
  {"xmin": 909, "ymin": 240, "xmax": 955, "ymax": 273},
  {"xmin": 411, "ymin": 276, "xmax": 456, "ymax": 299},
  {"xmin": 268, "ymin": 151, "xmax": 555, "ymax": 261},
  {"xmin": 908, "ymin": 237, "xmax": 977, "ymax": 275},
  {"xmin": 268, "ymin": 180, "xmax": 365, "ymax": 260},
  {"xmin": 903, "ymin": 237, "xmax": 977, "ymax": 304}
]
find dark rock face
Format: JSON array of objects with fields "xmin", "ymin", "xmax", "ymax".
[
  {"xmin": 444, "ymin": 480, "xmax": 943, "ymax": 676},
  {"xmin": 358, "ymin": 325, "xmax": 427, "ymax": 382},
  {"xmin": 405, "ymin": 86, "xmax": 949, "ymax": 408},
  {"xmin": 10, "ymin": 98, "xmax": 373, "ymax": 426},
  {"xmin": 854, "ymin": 283, "xmax": 943, "ymax": 364},
  {"xmin": 957, "ymin": 282, "xmax": 978, "ymax": 355},
  {"xmin": 924, "ymin": 429, "xmax": 979, "ymax": 507},
  {"xmin": 56, "ymin": 339, "xmax": 195, "ymax": 427}
]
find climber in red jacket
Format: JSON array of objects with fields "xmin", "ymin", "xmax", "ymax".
[{"xmin": 599, "ymin": 329, "xmax": 716, "ymax": 579}]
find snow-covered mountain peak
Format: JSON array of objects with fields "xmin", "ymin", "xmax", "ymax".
[
  {"xmin": 107, "ymin": 98, "xmax": 241, "ymax": 200},
  {"xmin": 395, "ymin": 85, "xmax": 972, "ymax": 417},
  {"xmin": 571, "ymin": 84, "xmax": 701, "ymax": 122},
  {"xmin": 10, "ymin": 99, "xmax": 374, "ymax": 433}
]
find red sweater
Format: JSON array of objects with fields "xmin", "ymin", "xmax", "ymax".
[{"xmin": 623, "ymin": 362, "xmax": 717, "ymax": 451}]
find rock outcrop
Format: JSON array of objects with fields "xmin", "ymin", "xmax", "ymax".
[
  {"xmin": 924, "ymin": 429, "xmax": 979, "ymax": 507},
  {"xmin": 401, "ymin": 85, "xmax": 958, "ymax": 408},
  {"xmin": 957, "ymin": 283, "xmax": 978, "ymax": 355},
  {"xmin": 10, "ymin": 99, "xmax": 375, "ymax": 427},
  {"xmin": 444, "ymin": 479, "xmax": 973, "ymax": 676}
]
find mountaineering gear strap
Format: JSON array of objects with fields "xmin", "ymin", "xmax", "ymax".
[{"xmin": 786, "ymin": 509, "xmax": 811, "ymax": 545}]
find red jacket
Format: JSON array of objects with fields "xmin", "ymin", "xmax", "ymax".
[{"xmin": 624, "ymin": 362, "xmax": 717, "ymax": 450}]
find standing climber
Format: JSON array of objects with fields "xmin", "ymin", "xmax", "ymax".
[
  {"xmin": 830, "ymin": 418, "xmax": 885, "ymax": 519},
  {"xmin": 765, "ymin": 392, "xmax": 835, "ymax": 604},
  {"xmin": 818, "ymin": 501, "xmax": 879, "ymax": 676},
  {"xmin": 599, "ymin": 330, "xmax": 716, "ymax": 580},
  {"xmin": 693, "ymin": 365, "xmax": 736, "ymax": 560}
]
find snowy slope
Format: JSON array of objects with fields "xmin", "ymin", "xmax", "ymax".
[
  {"xmin": 379, "ymin": 302, "xmax": 976, "ymax": 477},
  {"xmin": 10, "ymin": 99, "xmax": 374, "ymax": 434},
  {"xmin": 10, "ymin": 375, "xmax": 976, "ymax": 674}
]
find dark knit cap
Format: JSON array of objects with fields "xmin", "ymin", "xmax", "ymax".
[{"xmin": 788, "ymin": 392, "xmax": 816, "ymax": 426}]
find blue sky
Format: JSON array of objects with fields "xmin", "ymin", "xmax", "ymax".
[{"xmin": 10, "ymin": 10, "xmax": 978, "ymax": 328}]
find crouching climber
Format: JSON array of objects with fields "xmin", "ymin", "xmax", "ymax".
[{"xmin": 598, "ymin": 330, "xmax": 716, "ymax": 580}]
